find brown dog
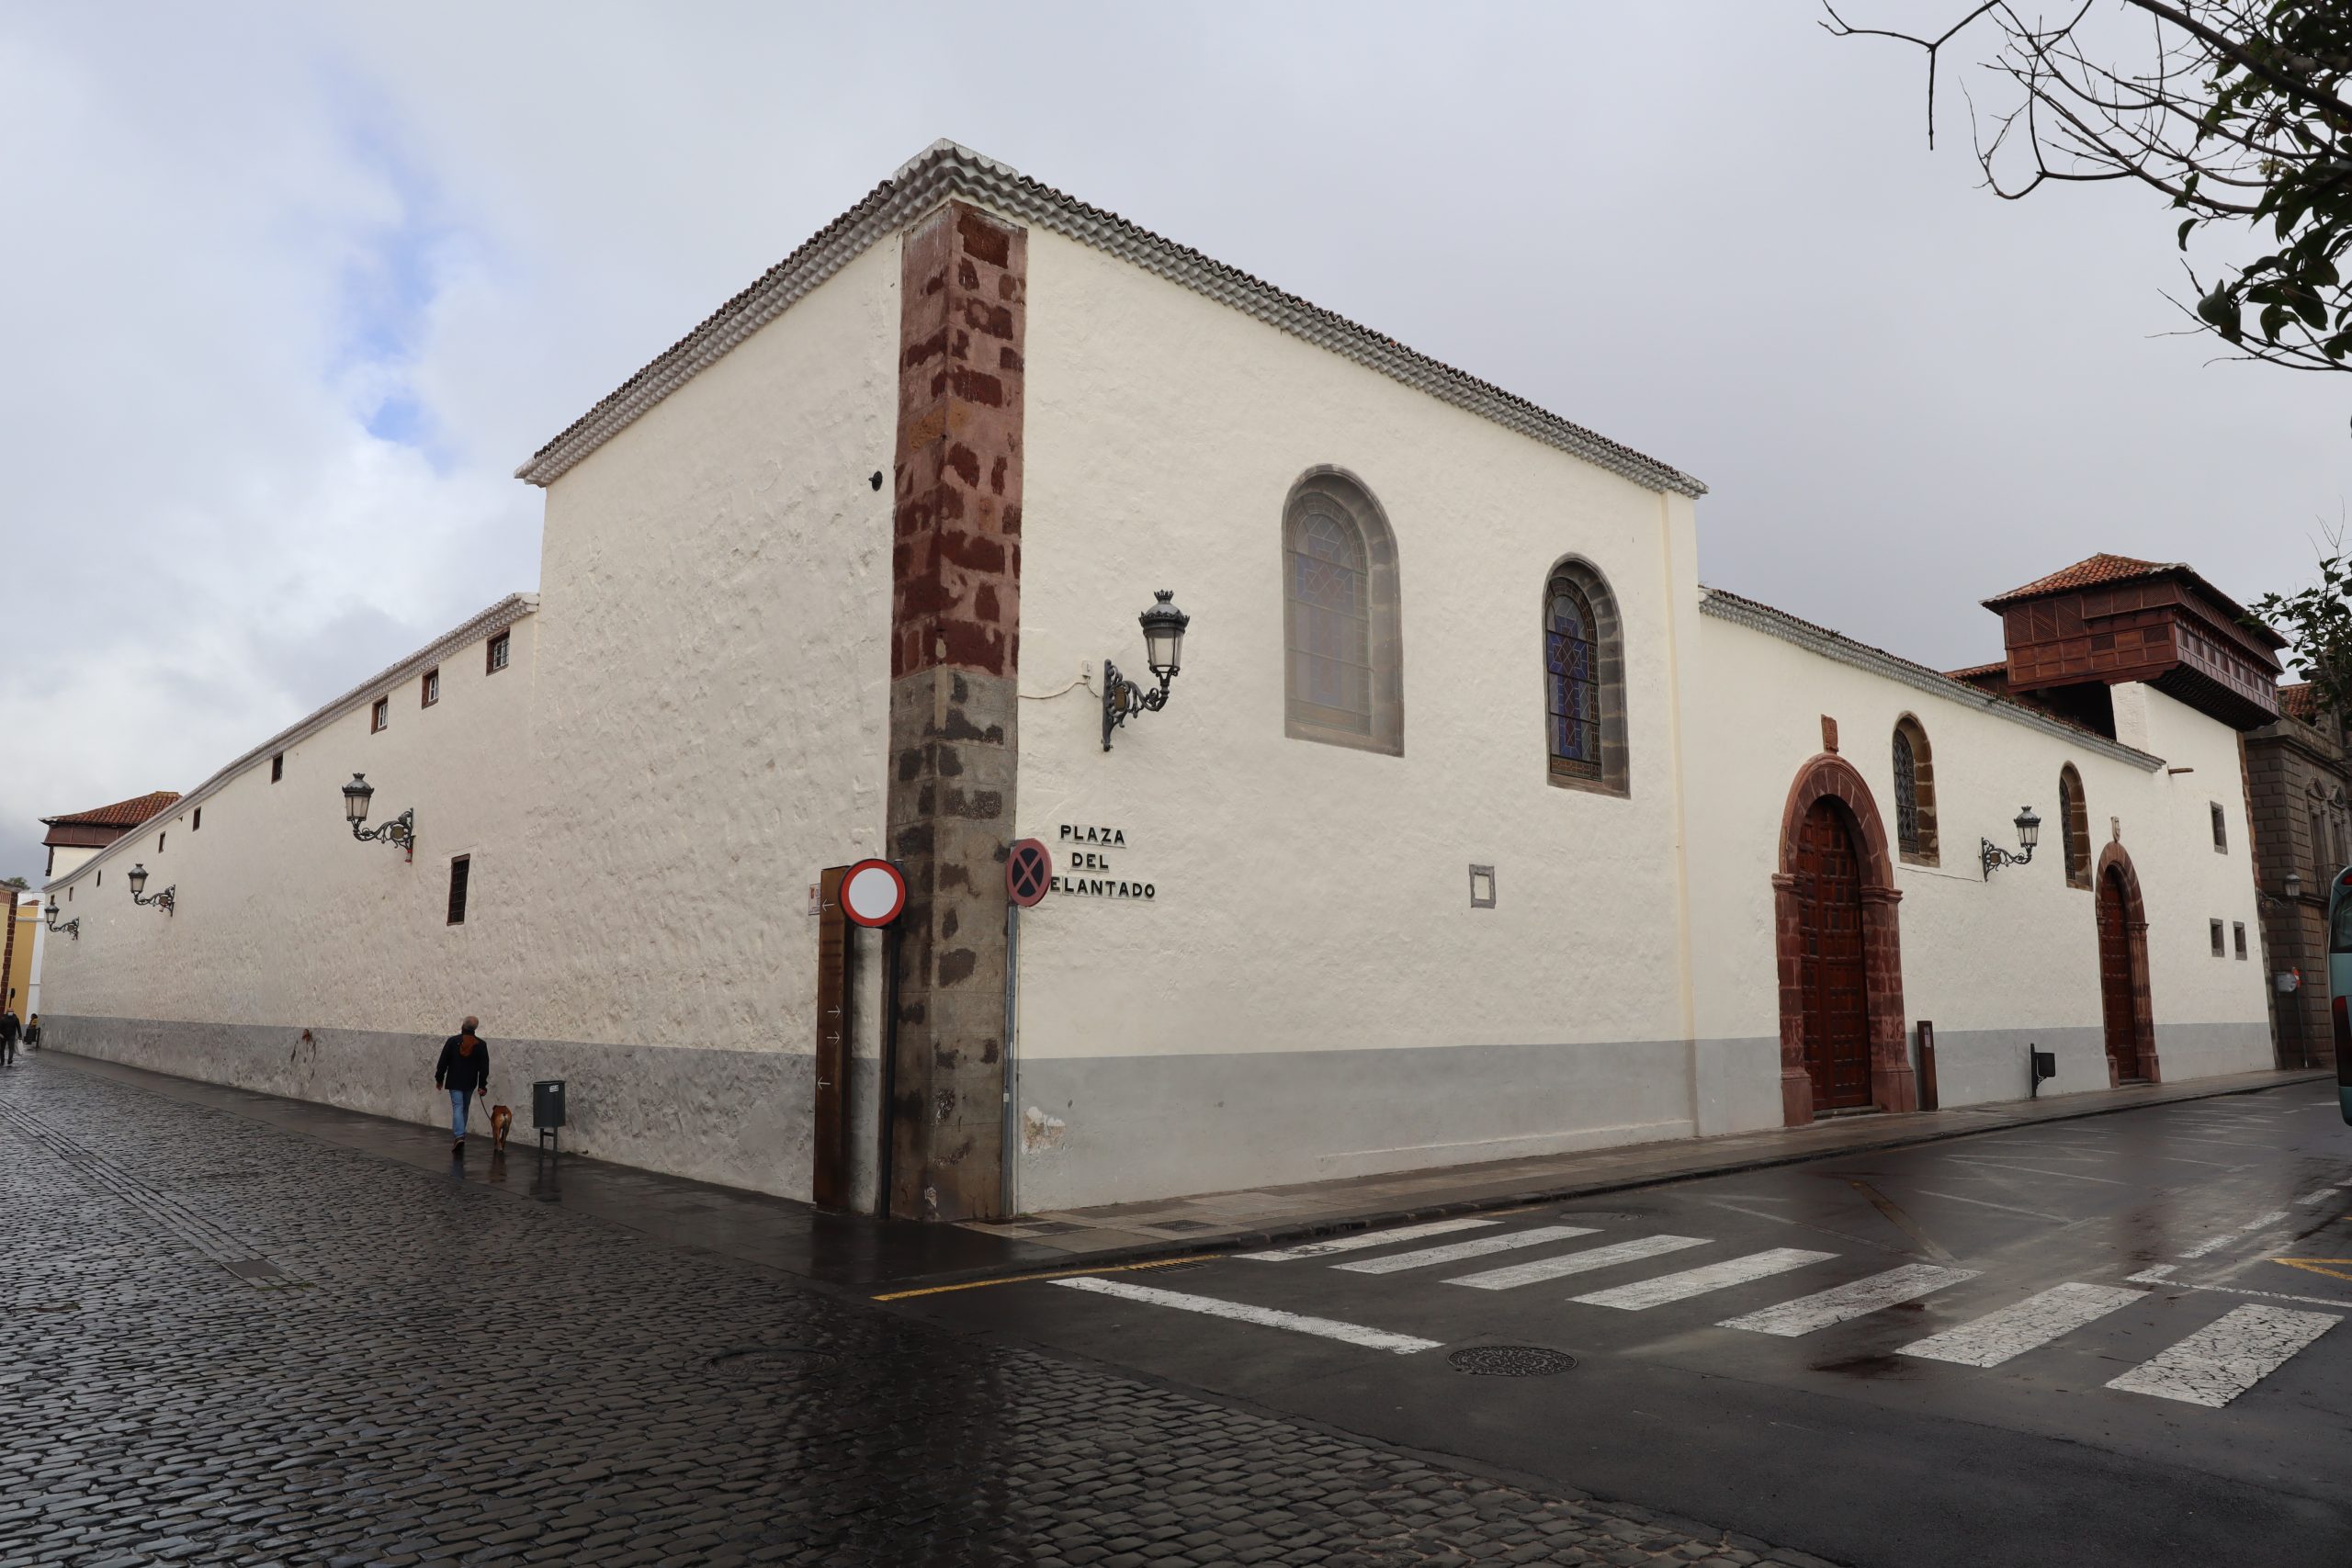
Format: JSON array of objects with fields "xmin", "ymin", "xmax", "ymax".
[{"xmin": 489, "ymin": 1104, "xmax": 514, "ymax": 1152}]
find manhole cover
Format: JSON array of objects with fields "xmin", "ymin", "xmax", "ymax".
[{"xmin": 1448, "ymin": 1345, "xmax": 1577, "ymax": 1377}]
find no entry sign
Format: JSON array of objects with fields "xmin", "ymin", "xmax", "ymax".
[
  {"xmin": 1007, "ymin": 839, "xmax": 1052, "ymax": 908},
  {"xmin": 841, "ymin": 859, "xmax": 907, "ymax": 928}
]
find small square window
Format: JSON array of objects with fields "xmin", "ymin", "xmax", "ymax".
[
  {"xmin": 2211, "ymin": 802, "xmax": 2228, "ymax": 852},
  {"xmin": 1469, "ymin": 864, "xmax": 1497, "ymax": 908},
  {"xmin": 447, "ymin": 854, "xmax": 471, "ymax": 926},
  {"xmin": 486, "ymin": 631, "xmax": 511, "ymax": 673},
  {"xmin": 371, "ymin": 696, "xmax": 390, "ymax": 733},
  {"xmin": 2211, "ymin": 919, "xmax": 2225, "ymax": 956},
  {"xmin": 422, "ymin": 668, "xmax": 440, "ymax": 707},
  {"xmin": 271, "ymin": 752, "xmax": 284, "ymax": 784},
  {"xmin": 2233, "ymin": 921, "xmax": 2248, "ymax": 960}
]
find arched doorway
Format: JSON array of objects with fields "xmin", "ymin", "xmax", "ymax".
[
  {"xmin": 1773, "ymin": 752, "xmax": 1912, "ymax": 1125},
  {"xmin": 1795, "ymin": 798, "xmax": 1871, "ymax": 1111},
  {"xmin": 2092, "ymin": 842, "xmax": 2159, "ymax": 1084}
]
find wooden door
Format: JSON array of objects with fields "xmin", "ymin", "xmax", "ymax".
[
  {"xmin": 2097, "ymin": 867, "xmax": 2141, "ymax": 1080},
  {"xmin": 1797, "ymin": 798, "xmax": 1872, "ymax": 1111},
  {"xmin": 811, "ymin": 865, "xmax": 853, "ymax": 1208}
]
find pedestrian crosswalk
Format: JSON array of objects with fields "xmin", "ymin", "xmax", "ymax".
[
  {"xmin": 1718, "ymin": 1263, "xmax": 1979, "ymax": 1337},
  {"xmin": 1050, "ymin": 1213, "xmax": 2348, "ymax": 1411}
]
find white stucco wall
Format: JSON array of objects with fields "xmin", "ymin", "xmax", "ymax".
[
  {"xmin": 1682, "ymin": 605, "xmax": 2274, "ymax": 1122},
  {"xmin": 1007, "ymin": 226, "xmax": 1701, "ymax": 1207},
  {"xmin": 41, "ymin": 612, "xmax": 543, "ymax": 1036},
  {"xmin": 47, "ymin": 844, "xmax": 99, "ymax": 880},
  {"xmin": 511, "ymin": 238, "xmax": 899, "ymax": 1063}
]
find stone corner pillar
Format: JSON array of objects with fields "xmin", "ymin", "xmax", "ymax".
[{"xmin": 886, "ymin": 199, "xmax": 1026, "ymax": 1223}]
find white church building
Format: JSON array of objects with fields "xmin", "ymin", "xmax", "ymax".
[{"xmin": 39, "ymin": 142, "xmax": 2282, "ymax": 1222}]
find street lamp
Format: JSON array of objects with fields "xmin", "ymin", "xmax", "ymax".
[
  {"xmin": 1980, "ymin": 806, "xmax": 2042, "ymax": 880},
  {"xmin": 342, "ymin": 773, "xmax": 414, "ymax": 856},
  {"xmin": 2259, "ymin": 871, "xmax": 2311, "ymax": 1067},
  {"xmin": 126, "ymin": 863, "xmax": 174, "ymax": 915},
  {"xmin": 1102, "ymin": 590, "xmax": 1192, "ymax": 751},
  {"xmin": 44, "ymin": 897, "xmax": 77, "ymax": 940}
]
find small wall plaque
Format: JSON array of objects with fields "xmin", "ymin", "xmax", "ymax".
[{"xmin": 1469, "ymin": 864, "xmax": 1497, "ymax": 908}]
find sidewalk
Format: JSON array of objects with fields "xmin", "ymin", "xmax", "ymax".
[
  {"xmin": 953, "ymin": 1065, "xmax": 2335, "ymax": 1276},
  {"xmin": 40, "ymin": 1048, "xmax": 2329, "ymax": 1292}
]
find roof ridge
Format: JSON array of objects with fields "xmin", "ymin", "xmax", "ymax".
[{"xmin": 516, "ymin": 141, "xmax": 1704, "ymax": 499}]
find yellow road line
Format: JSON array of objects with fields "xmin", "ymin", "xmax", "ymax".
[
  {"xmin": 873, "ymin": 1255, "xmax": 1218, "ymax": 1302},
  {"xmin": 2269, "ymin": 1258, "xmax": 2352, "ymax": 1285}
]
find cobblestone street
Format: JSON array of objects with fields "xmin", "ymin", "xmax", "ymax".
[{"xmin": 0, "ymin": 1056, "xmax": 1832, "ymax": 1568}]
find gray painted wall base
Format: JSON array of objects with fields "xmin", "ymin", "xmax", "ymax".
[
  {"xmin": 1016, "ymin": 1038, "xmax": 1753, "ymax": 1213},
  {"xmin": 43, "ymin": 1014, "xmax": 821, "ymax": 1201}
]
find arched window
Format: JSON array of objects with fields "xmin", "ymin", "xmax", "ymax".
[
  {"xmin": 1541, "ymin": 558, "xmax": 1628, "ymax": 795},
  {"xmin": 1892, "ymin": 716, "xmax": 1938, "ymax": 864},
  {"xmin": 2059, "ymin": 763, "xmax": 2092, "ymax": 888},
  {"xmin": 1283, "ymin": 468, "xmax": 1402, "ymax": 754}
]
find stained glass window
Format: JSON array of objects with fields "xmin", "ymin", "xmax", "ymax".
[
  {"xmin": 1545, "ymin": 577, "xmax": 1600, "ymax": 779},
  {"xmin": 1893, "ymin": 728, "xmax": 1920, "ymax": 855}
]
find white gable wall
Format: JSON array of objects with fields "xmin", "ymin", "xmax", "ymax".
[{"xmin": 1009, "ymin": 225, "xmax": 1703, "ymax": 1209}]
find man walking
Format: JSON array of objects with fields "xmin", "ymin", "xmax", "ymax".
[
  {"xmin": 0, "ymin": 1000, "xmax": 20, "ymax": 1066},
  {"xmin": 434, "ymin": 1016, "xmax": 491, "ymax": 1155}
]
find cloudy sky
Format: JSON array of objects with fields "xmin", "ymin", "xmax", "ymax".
[{"xmin": 3, "ymin": 2, "xmax": 2345, "ymax": 886}]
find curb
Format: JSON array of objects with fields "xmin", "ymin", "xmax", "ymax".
[{"xmin": 883, "ymin": 1069, "xmax": 2332, "ymax": 1294}]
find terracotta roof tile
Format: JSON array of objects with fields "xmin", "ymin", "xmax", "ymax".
[
  {"xmin": 1945, "ymin": 661, "xmax": 2007, "ymax": 682},
  {"xmin": 2281, "ymin": 682, "xmax": 2321, "ymax": 721},
  {"xmin": 1984, "ymin": 553, "xmax": 2170, "ymax": 604},
  {"xmin": 40, "ymin": 791, "xmax": 180, "ymax": 829}
]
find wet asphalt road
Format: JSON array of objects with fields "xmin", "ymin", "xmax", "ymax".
[{"xmin": 902, "ymin": 1084, "xmax": 2352, "ymax": 1568}]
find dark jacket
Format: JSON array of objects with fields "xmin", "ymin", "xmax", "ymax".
[
  {"xmin": 0, "ymin": 1011, "xmax": 18, "ymax": 1044},
  {"xmin": 435, "ymin": 1034, "xmax": 491, "ymax": 1095}
]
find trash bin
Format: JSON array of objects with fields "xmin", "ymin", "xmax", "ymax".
[{"xmin": 532, "ymin": 1079, "xmax": 566, "ymax": 1156}]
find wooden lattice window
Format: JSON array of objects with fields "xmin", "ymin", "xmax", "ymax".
[
  {"xmin": 1892, "ymin": 716, "xmax": 1938, "ymax": 864},
  {"xmin": 2060, "ymin": 764, "xmax": 2092, "ymax": 888}
]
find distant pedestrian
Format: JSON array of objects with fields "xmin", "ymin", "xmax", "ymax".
[
  {"xmin": 22, "ymin": 1013, "xmax": 39, "ymax": 1051},
  {"xmin": 434, "ymin": 1016, "xmax": 491, "ymax": 1156},
  {"xmin": 0, "ymin": 1004, "xmax": 18, "ymax": 1067}
]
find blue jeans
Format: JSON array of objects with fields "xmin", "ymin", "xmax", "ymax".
[{"xmin": 449, "ymin": 1089, "xmax": 471, "ymax": 1141}]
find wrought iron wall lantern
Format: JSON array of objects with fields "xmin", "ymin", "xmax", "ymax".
[
  {"xmin": 1980, "ymin": 806, "xmax": 2043, "ymax": 881},
  {"xmin": 2258, "ymin": 871, "xmax": 2308, "ymax": 908},
  {"xmin": 44, "ymin": 897, "xmax": 78, "ymax": 939},
  {"xmin": 1102, "ymin": 590, "xmax": 1191, "ymax": 751},
  {"xmin": 126, "ymin": 863, "xmax": 175, "ymax": 914},
  {"xmin": 342, "ymin": 773, "xmax": 415, "ymax": 857}
]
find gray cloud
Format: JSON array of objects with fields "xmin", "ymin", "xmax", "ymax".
[{"xmin": 2, "ymin": 1, "xmax": 2343, "ymax": 884}]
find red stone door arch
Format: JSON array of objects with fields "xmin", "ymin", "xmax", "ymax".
[
  {"xmin": 1773, "ymin": 753, "xmax": 1913, "ymax": 1125},
  {"xmin": 2093, "ymin": 841, "xmax": 2160, "ymax": 1084}
]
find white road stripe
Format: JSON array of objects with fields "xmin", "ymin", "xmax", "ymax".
[
  {"xmin": 2296, "ymin": 1185, "xmax": 2345, "ymax": 1206},
  {"xmin": 1332, "ymin": 1224, "xmax": 1598, "ymax": 1275},
  {"xmin": 2127, "ymin": 1265, "xmax": 2178, "ymax": 1284},
  {"xmin": 1898, "ymin": 1282, "xmax": 2141, "ymax": 1367},
  {"xmin": 1719, "ymin": 1264, "xmax": 1980, "ymax": 1337},
  {"xmin": 1049, "ymin": 1277, "xmax": 1441, "ymax": 1354},
  {"xmin": 1570, "ymin": 1247, "xmax": 1835, "ymax": 1310},
  {"xmin": 1445, "ymin": 1234, "xmax": 1711, "ymax": 1292},
  {"xmin": 1944, "ymin": 1158, "xmax": 2126, "ymax": 1185},
  {"xmin": 2178, "ymin": 1210, "xmax": 2293, "ymax": 1258},
  {"xmin": 1238, "ymin": 1218, "xmax": 1498, "ymax": 1261},
  {"xmin": 2106, "ymin": 1303, "xmax": 2338, "ymax": 1407}
]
